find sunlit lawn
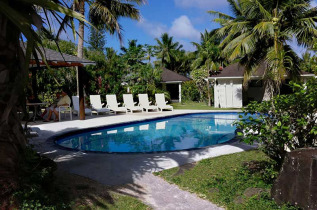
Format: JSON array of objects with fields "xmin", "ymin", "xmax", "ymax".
[
  {"xmin": 171, "ymin": 101, "xmax": 241, "ymax": 110},
  {"xmin": 154, "ymin": 150, "xmax": 296, "ymax": 210}
]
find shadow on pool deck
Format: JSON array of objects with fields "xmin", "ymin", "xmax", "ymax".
[{"xmin": 30, "ymin": 126, "xmax": 256, "ymax": 194}]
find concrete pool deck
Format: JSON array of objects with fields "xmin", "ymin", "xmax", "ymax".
[{"xmin": 28, "ymin": 109, "xmax": 256, "ymax": 209}]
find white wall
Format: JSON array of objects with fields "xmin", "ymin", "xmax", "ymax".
[{"xmin": 214, "ymin": 79, "xmax": 243, "ymax": 108}]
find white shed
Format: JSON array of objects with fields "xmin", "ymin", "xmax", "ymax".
[{"xmin": 208, "ymin": 63, "xmax": 315, "ymax": 108}]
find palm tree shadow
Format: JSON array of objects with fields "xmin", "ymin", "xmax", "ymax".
[{"xmin": 28, "ymin": 125, "xmax": 256, "ymax": 206}]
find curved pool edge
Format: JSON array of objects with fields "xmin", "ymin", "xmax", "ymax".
[{"xmin": 50, "ymin": 111, "xmax": 243, "ymax": 154}]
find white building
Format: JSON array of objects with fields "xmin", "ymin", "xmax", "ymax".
[{"xmin": 208, "ymin": 63, "xmax": 315, "ymax": 108}]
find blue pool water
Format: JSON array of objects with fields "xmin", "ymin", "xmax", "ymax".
[{"xmin": 56, "ymin": 112, "xmax": 243, "ymax": 153}]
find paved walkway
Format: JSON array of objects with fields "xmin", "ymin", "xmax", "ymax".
[{"xmin": 29, "ymin": 110, "xmax": 254, "ymax": 210}]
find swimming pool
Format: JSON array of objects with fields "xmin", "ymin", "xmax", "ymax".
[{"xmin": 55, "ymin": 112, "xmax": 243, "ymax": 153}]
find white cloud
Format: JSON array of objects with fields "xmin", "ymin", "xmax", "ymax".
[
  {"xmin": 178, "ymin": 39, "xmax": 196, "ymax": 51},
  {"xmin": 168, "ymin": 15, "xmax": 200, "ymax": 40},
  {"xmin": 136, "ymin": 15, "xmax": 201, "ymax": 52},
  {"xmin": 136, "ymin": 17, "xmax": 168, "ymax": 38},
  {"xmin": 174, "ymin": 0, "xmax": 229, "ymax": 10}
]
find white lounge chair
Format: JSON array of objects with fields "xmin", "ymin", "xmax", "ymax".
[
  {"xmin": 138, "ymin": 94, "xmax": 158, "ymax": 112},
  {"xmin": 106, "ymin": 95, "xmax": 128, "ymax": 114},
  {"xmin": 72, "ymin": 96, "xmax": 92, "ymax": 117},
  {"xmin": 123, "ymin": 94, "xmax": 143, "ymax": 113},
  {"xmin": 155, "ymin": 93, "xmax": 173, "ymax": 112},
  {"xmin": 90, "ymin": 95, "xmax": 111, "ymax": 115}
]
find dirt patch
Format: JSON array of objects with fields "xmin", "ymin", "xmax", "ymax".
[
  {"xmin": 233, "ymin": 188, "xmax": 267, "ymax": 205},
  {"xmin": 173, "ymin": 162, "xmax": 197, "ymax": 176},
  {"xmin": 208, "ymin": 188, "xmax": 220, "ymax": 194},
  {"xmin": 243, "ymin": 188, "xmax": 266, "ymax": 198}
]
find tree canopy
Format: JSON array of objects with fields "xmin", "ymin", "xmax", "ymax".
[{"xmin": 209, "ymin": 0, "xmax": 317, "ymax": 95}]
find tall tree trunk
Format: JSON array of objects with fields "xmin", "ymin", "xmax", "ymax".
[
  {"xmin": 77, "ymin": 0, "xmax": 85, "ymax": 120},
  {"xmin": 262, "ymin": 80, "xmax": 274, "ymax": 101},
  {"xmin": 77, "ymin": 0, "xmax": 85, "ymax": 59},
  {"xmin": 0, "ymin": 13, "xmax": 28, "ymax": 204}
]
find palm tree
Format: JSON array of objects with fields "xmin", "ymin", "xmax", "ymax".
[
  {"xmin": 69, "ymin": 0, "xmax": 146, "ymax": 59},
  {"xmin": 0, "ymin": 0, "xmax": 86, "ymax": 201},
  {"xmin": 191, "ymin": 30, "xmax": 222, "ymax": 105},
  {"xmin": 209, "ymin": 0, "xmax": 317, "ymax": 99},
  {"xmin": 121, "ymin": 39, "xmax": 146, "ymax": 66},
  {"xmin": 144, "ymin": 44, "xmax": 155, "ymax": 63},
  {"xmin": 155, "ymin": 33, "xmax": 183, "ymax": 68}
]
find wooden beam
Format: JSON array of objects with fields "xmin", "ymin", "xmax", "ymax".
[{"xmin": 78, "ymin": 66, "xmax": 85, "ymax": 120}]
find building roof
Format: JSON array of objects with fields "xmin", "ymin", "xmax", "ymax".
[
  {"xmin": 209, "ymin": 62, "xmax": 315, "ymax": 79},
  {"xmin": 161, "ymin": 68, "xmax": 191, "ymax": 83},
  {"xmin": 21, "ymin": 43, "xmax": 95, "ymax": 68}
]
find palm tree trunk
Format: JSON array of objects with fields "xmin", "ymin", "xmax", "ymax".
[
  {"xmin": 76, "ymin": 0, "xmax": 86, "ymax": 120},
  {"xmin": 77, "ymin": 0, "xmax": 85, "ymax": 59},
  {"xmin": 0, "ymin": 13, "xmax": 27, "ymax": 203}
]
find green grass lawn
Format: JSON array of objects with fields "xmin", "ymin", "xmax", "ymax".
[
  {"xmin": 171, "ymin": 101, "xmax": 241, "ymax": 110},
  {"xmin": 154, "ymin": 150, "xmax": 296, "ymax": 210}
]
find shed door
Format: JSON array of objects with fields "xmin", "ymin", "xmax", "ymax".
[
  {"xmin": 216, "ymin": 80, "xmax": 242, "ymax": 108},
  {"xmin": 225, "ymin": 81, "xmax": 233, "ymax": 107},
  {"xmin": 217, "ymin": 85, "xmax": 227, "ymax": 108}
]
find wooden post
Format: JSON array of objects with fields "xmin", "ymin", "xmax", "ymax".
[{"xmin": 78, "ymin": 66, "xmax": 85, "ymax": 120}]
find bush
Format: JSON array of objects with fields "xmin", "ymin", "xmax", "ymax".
[
  {"xmin": 235, "ymin": 79, "xmax": 317, "ymax": 167},
  {"xmin": 181, "ymin": 80, "xmax": 200, "ymax": 102}
]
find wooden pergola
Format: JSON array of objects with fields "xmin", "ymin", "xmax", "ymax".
[{"xmin": 28, "ymin": 47, "xmax": 96, "ymax": 120}]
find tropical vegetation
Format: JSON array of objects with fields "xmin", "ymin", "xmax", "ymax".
[
  {"xmin": 0, "ymin": 0, "xmax": 88, "ymax": 207},
  {"xmin": 209, "ymin": 0, "xmax": 317, "ymax": 98},
  {"xmin": 1, "ymin": 0, "xmax": 317, "ymax": 207},
  {"xmin": 236, "ymin": 78, "xmax": 317, "ymax": 167},
  {"xmin": 0, "ymin": 0, "xmax": 147, "ymax": 207}
]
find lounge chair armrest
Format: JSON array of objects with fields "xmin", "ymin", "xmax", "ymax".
[
  {"xmin": 149, "ymin": 101, "xmax": 152, "ymax": 104},
  {"xmin": 117, "ymin": 103, "xmax": 121, "ymax": 105},
  {"xmin": 102, "ymin": 103, "xmax": 105, "ymax": 106},
  {"xmin": 165, "ymin": 101, "xmax": 168, "ymax": 104},
  {"xmin": 134, "ymin": 102, "xmax": 137, "ymax": 105}
]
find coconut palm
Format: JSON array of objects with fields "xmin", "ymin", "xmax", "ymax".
[
  {"xmin": 155, "ymin": 33, "xmax": 183, "ymax": 68},
  {"xmin": 191, "ymin": 30, "xmax": 222, "ymax": 105},
  {"xmin": 0, "ymin": 0, "xmax": 87, "ymax": 201},
  {"xmin": 68, "ymin": 0, "xmax": 146, "ymax": 58},
  {"xmin": 144, "ymin": 44, "xmax": 155, "ymax": 63},
  {"xmin": 209, "ymin": 0, "xmax": 317, "ymax": 98},
  {"xmin": 121, "ymin": 39, "xmax": 146, "ymax": 66}
]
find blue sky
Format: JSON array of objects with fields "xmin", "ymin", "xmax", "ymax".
[
  {"xmin": 105, "ymin": 0, "xmax": 231, "ymax": 52},
  {"xmin": 59, "ymin": 0, "xmax": 317, "ymax": 55}
]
